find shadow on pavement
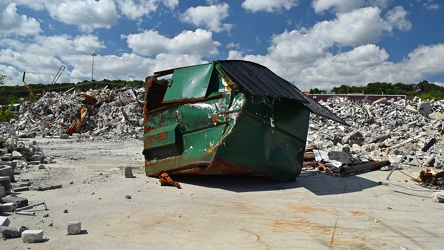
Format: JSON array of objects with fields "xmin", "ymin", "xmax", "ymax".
[{"xmin": 173, "ymin": 171, "xmax": 380, "ymax": 195}]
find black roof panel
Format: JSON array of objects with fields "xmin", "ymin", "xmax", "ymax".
[{"xmin": 216, "ymin": 60, "xmax": 347, "ymax": 125}]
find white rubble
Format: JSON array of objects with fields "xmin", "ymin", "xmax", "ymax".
[{"xmin": 307, "ymin": 96, "xmax": 444, "ymax": 169}]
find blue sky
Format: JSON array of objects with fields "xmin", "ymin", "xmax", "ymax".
[{"xmin": 1, "ymin": 0, "xmax": 443, "ymax": 91}]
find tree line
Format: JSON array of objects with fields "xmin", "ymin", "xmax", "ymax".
[
  {"xmin": 309, "ymin": 80, "xmax": 444, "ymax": 100},
  {"xmin": 2, "ymin": 77, "xmax": 444, "ymax": 106}
]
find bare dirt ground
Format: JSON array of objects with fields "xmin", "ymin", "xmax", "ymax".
[{"xmin": 3, "ymin": 137, "xmax": 444, "ymax": 249}]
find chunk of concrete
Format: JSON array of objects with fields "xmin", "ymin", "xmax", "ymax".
[
  {"xmin": 0, "ymin": 216, "xmax": 10, "ymax": 226},
  {"xmin": 125, "ymin": 166, "xmax": 135, "ymax": 178},
  {"xmin": 30, "ymin": 183, "xmax": 62, "ymax": 191},
  {"xmin": 21, "ymin": 230, "xmax": 44, "ymax": 243},
  {"xmin": 431, "ymin": 192, "xmax": 444, "ymax": 203},
  {"xmin": 67, "ymin": 221, "xmax": 81, "ymax": 235},
  {"xmin": 0, "ymin": 166, "xmax": 14, "ymax": 182},
  {"xmin": 0, "ymin": 176, "xmax": 11, "ymax": 194},
  {"xmin": 1, "ymin": 196, "xmax": 28, "ymax": 208},
  {"xmin": 0, "ymin": 226, "xmax": 20, "ymax": 238},
  {"xmin": 0, "ymin": 203, "xmax": 15, "ymax": 212},
  {"xmin": 60, "ymin": 134, "xmax": 69, "ymax": 139}
]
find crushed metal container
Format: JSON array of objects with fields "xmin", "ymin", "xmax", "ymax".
[{"xmin": 143, "ymin": 60, "xmax": 345, "ymax": 180}]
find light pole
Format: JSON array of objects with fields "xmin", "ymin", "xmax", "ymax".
[{"xmin": 90, "ymin": 52, "xmax": 97, "ymax": 89}]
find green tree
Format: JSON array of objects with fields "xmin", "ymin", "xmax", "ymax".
[{"xmin": 0, "ymin": 74, "xmax": 5, "ymax": 85}]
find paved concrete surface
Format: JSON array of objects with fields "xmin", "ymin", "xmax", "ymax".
[{"xmin": 2, "ymin": 138, "xmax": 443, "ymax": 249}]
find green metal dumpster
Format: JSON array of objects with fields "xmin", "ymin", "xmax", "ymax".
[{"xmin": 143, "ymin": 60, "xmax": 345, "ymax": 180}]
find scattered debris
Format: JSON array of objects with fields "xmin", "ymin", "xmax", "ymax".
[
  {"xmin": 15, "ymin": 211, "xmax": 35, "ymax": 216},
  {"xmin": 30, "ymin": 183, "xmax": 62, "ymax": 191},
  {"xmin": 0, "ymin": 87, "xmax": 144, "ymax": 139},
  {"xmin": 15, "ymin": 201, "xmax": 47, "ymax": 212},
  {"xmin": 414, "ymin": 169, "xmax": 444, "ymax": 189},
  {"xmin": 159, "ymin": 173, "xmax": 181, "ymax": 189},
  {"xmin": 339, "ymin": 160, "xmax": 391, "ymax": 176},
  {"xmin": 307, "ymin": 96, "xmax": 444, "ymax": 170}
]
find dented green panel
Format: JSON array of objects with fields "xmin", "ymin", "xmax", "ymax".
[{"xmin": 163, "ymin": 63, "xmax": 213, "ymax": 101}]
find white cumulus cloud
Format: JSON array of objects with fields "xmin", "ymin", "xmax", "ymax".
[
  {"xmin": 241, "ymin": 0, "xmax": 298, "ymax": 13},
  {"xmin": 45, "ymin": 0, "xmax": 118, "ymax": 32},
  {"xmin": 117, "ymin": 0, "xmax": 179, "ymax": 20},
  {"xmin": 312, "ymin": 0, "xmax": 364, "ymax": 13},
  {"xmin": 0, "ymin": 2, "xmax": 42, "ymax": 36},
  {"xmin": 384, "ymin": 6, "xmax": 412, "ymax": 32},
  {"xmin": 124, "ymin": 29, "xmax": 220, "ymax": 57},
  {"xmin": 180, "ymin": 3, "xmax": 232, "ymax": 33}
]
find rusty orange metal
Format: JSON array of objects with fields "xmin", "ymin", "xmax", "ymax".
[
  {"xmin": 66, "ymin": 106, "xmax": 87, "ymax": 135},
  {"xmin": 77, "ymin": 94, "xmax": 98, "ymax": 105}
]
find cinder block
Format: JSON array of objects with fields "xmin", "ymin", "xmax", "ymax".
[
  {"xmin": 124, "ymin": 166, "xmax": 134, "ymax": 178},
  {"xmin": 21, "ymin": 230, "xmax": 44, "ymax": 243},
  {"xmin": 60, "ymin": 134, "xmax": 69, "ymax": 139},
  {"xmin": 0, "ymin": 176, "xmax": 11, "ymax": 194},
  {"xmin": 0, "ymin": 203, "xmax": 15, "ymax": 212},
  {"xmin": 67, "ymin": 221, "xmax": 81, "ymax": 235},
  {"xmin": 1, "ymin": 196, "xmax": 28, "ymax": 208},
  {"xmin": 0, "ymin": 216, "xmax": 10, "ymax": 226}
]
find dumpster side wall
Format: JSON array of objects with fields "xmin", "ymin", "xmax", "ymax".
[{"xmin": 215, "ymin": 96, "xmax": 310, "ymax": 180}]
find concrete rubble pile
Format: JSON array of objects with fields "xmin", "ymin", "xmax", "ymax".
[
  {"xmin": 0, "ymin": 87, "xmax": 145, "ymax": 140},
  {"xmin": 306, "ymin": 96, "xmax": 444, "ymax": 186},
  {"xmin": 0, "ymin": 87, "xmax": 146, "ymax": 242},
  {"xmin": 1, "ymin": 135, "xmax": 52, "ymax": 198}
]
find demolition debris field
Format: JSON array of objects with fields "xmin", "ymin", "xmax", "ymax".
[
  {"xmin": 1, "ymin": 88, "xmax": 444, "ymax": 249},
  {"xmin": 2, "ymin": 136, "xmax": 444, "ymax": 249}
]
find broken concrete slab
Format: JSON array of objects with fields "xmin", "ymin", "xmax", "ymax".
[
  {"xmin": 30, "ymin": 183, "xmax": 62, "ymax": 191},
  {"xmin": 0, "ymin": 226, "xmax": 21, "ymax": 239},
  {"xmin": 1, "ymin": 196, "xmax": 28, "ymax": 208}
]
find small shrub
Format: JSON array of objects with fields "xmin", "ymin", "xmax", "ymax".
[{"xmin": 0, "ymin": 103, "xmax": 13, "ymax": 122}]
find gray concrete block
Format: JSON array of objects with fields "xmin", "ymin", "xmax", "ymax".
[
  {"xmin": 21, "ymin": 230, "xmax": 44, "ymax": 243},
  {"xmin": 60, "ymin": 134, "xmax": 69, "ymax": 139},
  {"xmin": 0, "ymin": 176, "xmax": 11, "ymax": 194},
  {"xmin": 0, "ymin": 166, "xmax": 14, "ymax": 182},
  {"xmin": 0, "ymin": 186, "xmax": 5, "ymax": 198},
  {"xmin": 0, "ymin": 161, "xmax": 17, "ymax": 170},
  {"xmin": 0, "ymin": 203, "xmax": 15, "ymax": 212},
  {"xmin": 1, "ymin": 196, "xmax": 28, "ymax": 208},
  {"xmin": 0, "ymin": 226, "xmax": 20, "ymax": 238},
  {"xmin": 125, "ymin": 166, "xmax": 134, "ymax": 178},
  {"xmin": 67, "ymin": 221, "xmax": 81, "ymax": 235},
  {"xmin": 0, "ymin": 216, "xmax": 10, "ymax": 226}
]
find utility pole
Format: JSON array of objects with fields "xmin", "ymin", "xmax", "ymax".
[{"xmin": 90, "ymin": 52, "xmax": 97, "ymax": 89}]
